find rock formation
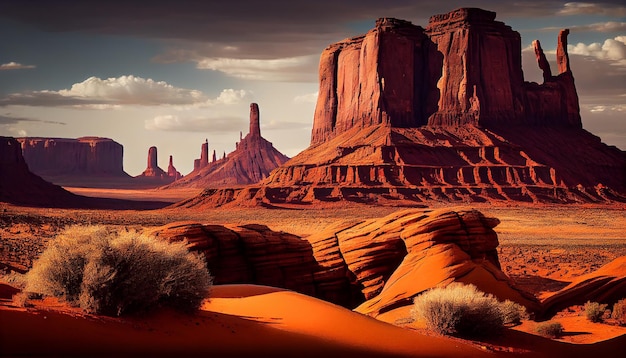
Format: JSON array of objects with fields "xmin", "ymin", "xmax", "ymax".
[
  {"xmin": 149, "ymin": 208, "xmax": 539, "ymax": 313},
  {"xmin": 181, "ymin": 7, "xmax": 625, "ymax": 207},
  {"xmin": 138, "ymin": 146, "xmax": 168, "ymax": 178},
  {"xmin": 1, "ymin": 136, "xmax": 81, "ymax": 207},
  {"xmin": 167, "ymin": 155, "xmax": 182, "ymax": 180},
  {"xmin": 1, "ymin": 137, "xmax": 171, "ymax": 209},
  {"xmin": 166, "ymin": 103, "xmax": 289, "ymax": 189},
  {"xmin": 17, "ymin": 137, "xmax": 129, "ymax": 179}
]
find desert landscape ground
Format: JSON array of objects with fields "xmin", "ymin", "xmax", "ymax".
[
  {"xmin": 2, "ymin": 5, "xmax": 626, "ymax": 358},
  {"xmin": 1, "ymin": 189, "xmax": 626, "ymax": 357}
]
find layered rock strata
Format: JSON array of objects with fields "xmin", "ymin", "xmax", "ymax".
[
  {"xmin": 181, "ymin": 7, "xmax": 625, "ymax": 206},
  {"xmin": 166, "ymin": 103, "xmax": 289, "ymax": 188},
  {"xmin": 149, "ymin": 208, "xmax": 539, "ymax": 313}
]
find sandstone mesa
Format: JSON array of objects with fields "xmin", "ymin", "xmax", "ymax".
[{"xmin": 182, "ymin": 8, "xmax": 625, "ymax": 208}]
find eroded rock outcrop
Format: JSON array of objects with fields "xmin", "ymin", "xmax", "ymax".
[
  {"xmin": 166, "ymin": 103, "xmax": 289, "ymax": 189},
  {"xmin": 138, "ymin": 146, "xmax": 168, "ymax": 178},
  {"xmin": 149, "ymin": 208, "xmax": 539, "ymax": 313},
  {"xmin": 182, "ymin": 7, "xmax": 625, "ymax": 207},
  {"xmin": 17, "ymin": 137, "xmax": 129, "ymax": 178},
  {"xmin": 167, "ymin": 155, "xmax": 182, "ymax": 180}
]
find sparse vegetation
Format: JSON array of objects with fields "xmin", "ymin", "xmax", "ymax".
[
  {"xmin": 584, "ymin": 301, "xmax": 608, "ymax": 323},
  {"xmin": 411, "ymin": 283, "xmax": 521, "ymax": 337},
  {"xmin": 23, "ymin": 225, "xmax": 212, "ymax": 316},
  {"xmin": 535, "ymin": 321, "xmax": 564, "ymax": 338},
  {"xmin": 611, "ymin": 299, "xmax": 626, "ymax": 325},
  {"xmin": 499, "ymin": 299, "xmax": 529, "ymax": 325}
]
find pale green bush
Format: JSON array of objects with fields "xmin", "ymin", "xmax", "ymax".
[
  {"xmin": 611, "ymin": 299, "xmax": 626, "ymax": 325},
  {"xmin": 584, "ymin": 301, "xmax": 608, "ymax": 323},
  {"xmin": 535, "ymin": 321, "xmax": 564, "ymax": 338},
  {"xmin": 24, "ymin": 225, "xmax": 212, "ymax": 316},
  {"xmin": 411, "ymin": 283, "xmax": 508, "ymax": 337}
]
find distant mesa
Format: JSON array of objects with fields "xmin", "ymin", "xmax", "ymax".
[
  {"xmin": 1, "ymin": 136, "xmax": 82, "ymax": 207},
  {"xmin": 1, "ymin": 136, "xmax": 168, "ymax": 209},
  {"xmin": 16, "ymin": 136, "xmax": 130, "ymax": 183},
  {"xmin": 165, "ymin": 102, "xmax": 289, "ymax": 189},
  {"xmin": 180, "ymin": 8, "xmax": 626, "ymax": 207}
]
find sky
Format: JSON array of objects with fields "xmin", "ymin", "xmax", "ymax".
[{"xmin": 0, "ymin": 0, "xmax": 624, "ymax": 176}]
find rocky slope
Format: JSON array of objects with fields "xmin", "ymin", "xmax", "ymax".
[
  {"xmin": 1, "ymin": 136, "xmax": 81, "ymax": 207},
  {"xmin": 181, "ymin": 7, "xmax": 625, "ymax": 207},
  {"xmin": 149, "ymin": 208, "xmax": 539, "ymax": 313},
  {"xmin": 165, "ymin": 103, "xmax": 289, "ymax": 189}
]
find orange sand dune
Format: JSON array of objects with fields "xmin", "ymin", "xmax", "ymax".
[
  {"xmin": 0, "ymin": 284, "xmax": 491, "ymax": 357},
  {"xmin": 1, "ymin": 284, "xmax": 625, "ymax": 357}
]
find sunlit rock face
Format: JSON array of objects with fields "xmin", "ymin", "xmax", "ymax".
[{"xmin": 180, "ymin": 8, "xmax": 625, "ymax": 206}]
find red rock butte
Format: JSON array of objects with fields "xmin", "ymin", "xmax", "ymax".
[
  {"xmin": 166, "ymin": 103, "xmax": 289, "ymax": 189},
  {"xmin": 181, "ymin": 8, "xmax": 626, "ymax": 207},
  {"xmin": 16, "ymin": 136, "xmax": 129, "ymax": 179}
]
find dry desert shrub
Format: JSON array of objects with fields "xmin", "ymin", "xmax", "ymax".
[
  {"xmin": 411, "ymin": 283, "xmax": 508, "ymax": 337},
  {"xmin": 24, "ymin": 225, "xmax": 212, "ymax": 316},
  {"xmin": 535, "ymin": 321, "xmax": 564, "ymax": 338},
  {"xmin": 499, "ymin": 299, "xmax": 529, "ymax": 325},
  {"xmin": 611, "ymin": 299, "xmax": 626, "ymax": 325},
  {"xmin": 584, "ymin": 301, "xmax": 608, "ymax": 323}
]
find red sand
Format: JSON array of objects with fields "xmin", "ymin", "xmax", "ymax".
[{"xmin": 1, "ymin": 284, "xmax": 625, "ymax": 357}]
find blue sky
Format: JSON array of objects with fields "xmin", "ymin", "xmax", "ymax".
[{"xmin": 1, "ymin": 0, "xmax": 624, "ymax": 175}]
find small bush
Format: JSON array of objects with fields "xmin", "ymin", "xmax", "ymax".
[
  {"xmin": 584, "ymin": 301, "xmax": 608, "ymax": 323},
  {"xmin": 24, "ymin": 225, "xmax": 212, "ymax": 316},
  {"xmin": 535, "ymin": 321, "xmax": 564, "ymax": 338},
  {"xmin": 500, "ymin": 299, "xmax": 529, "ymax": 325},
  {"xmin": 611, "ymin": 299, "xmax": 626, "ymax": 325},
  {"xmin": 411, "ymin": 283, "xmax": 506, "ymax": 337}
]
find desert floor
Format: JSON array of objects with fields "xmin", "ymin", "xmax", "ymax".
[{"xmin": 1, "ymin": 188, "xmax": 625, "ymax": 357}]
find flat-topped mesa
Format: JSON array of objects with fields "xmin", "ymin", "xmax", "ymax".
[
  {"xmin": 311, "ymin": 8, "xmax": 582, "ymax": 145},
  {"xmin": 138, "ymin": 146, "xmax": 167, "ymax": 178},
  {"xmin": 17, "ymin": 136, "xmax": 127, "ymax": 177}
]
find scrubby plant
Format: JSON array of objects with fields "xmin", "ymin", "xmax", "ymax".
[
  {"xmin": 499, "ymin": 299, "xmax": 529, "ymax": 325},
  {"xmin": 584, "ymin": 301, "xmax": 608, "ymax": 323},
  {"xmin": 611, "ymin": 299, "xmax": 626, "ymax": 325},
  {"xmin": 24, "ymin": 225, "xmax": 212, "ymax": 316},
  {"xmin": 411, "ymin": 283, "xmax": 508, "ymax": 337},
  {"xmin": 535, "ymin": 321, "xmax": 564, "ymax": 338}
]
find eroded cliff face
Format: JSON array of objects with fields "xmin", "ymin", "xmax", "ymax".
[
  {"xmin": 17, "ymin": 137, "xmax": 128, "ymax": 177},
  {"xmin": 180, "ymin": 8, "xmax": 625, "ymax": 207},
  {"xmin": 166, "ymin": 103, "xmax": 289, "ymax": 188},
  {"xmin": 311, "ymin": 8, "xmax": 582, "ymax": 145}
]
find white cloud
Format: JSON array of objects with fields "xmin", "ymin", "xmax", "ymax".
[
  {"xmin": 145, "ymin": 114, "xmax": 246, "ymax": 132},
  {"xmin": 0, "ymin": 75, "xmax": 253, "ymax": 109},
  {"xmin": 557, "ymin": 2, "xmax": 626, "ymax": 17},
  {"xmin": 294, "ymin": 91, "xmax": 319, "ymax": 103},
  {"xmin": 57, "ymin": 75, "xmax": 204, "ymax": 105},
  {"xmin": 195, "ymin": 55, "xmax": 318, "ymax": 82},
  {"xmin": 205, "ymin": 89, "xmax": 252, "ymax": 106},
  {"xmin": 569, "ymin": 36, "xmax": 626, "ymax": 66},
  {"xmin": 0, "ymin": 62, "xmax": 35, "ymax": 70}
]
